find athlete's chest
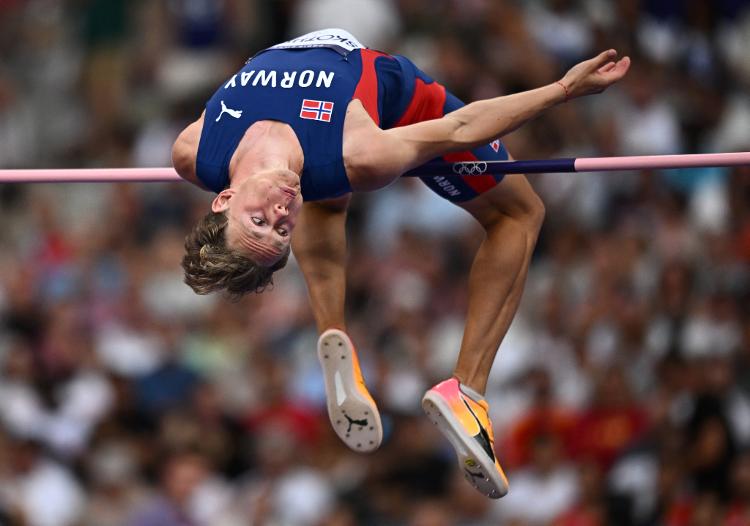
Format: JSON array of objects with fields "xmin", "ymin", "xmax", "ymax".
[{"xmin": 227, "ymin": 99, "xmax": 375, "ymax": 170}]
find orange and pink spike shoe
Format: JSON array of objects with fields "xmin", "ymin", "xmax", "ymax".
[
  {"xmin": 318, "ymin": 329, "xmax": 383, "ymax": 452},
  {"xmin": 422, "ymin": 378, "xmax": 509, "ymax": 498}
]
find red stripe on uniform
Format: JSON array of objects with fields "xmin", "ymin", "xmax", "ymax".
[
  {"xmin": 395, "ymin": 79, "xmax": 496, "ymax": 194},
  {"xmin": 394, "ymin": 78, "xmax": 446, "ymax": 125},
  {"xmin": 353, "ymin": 49, "xmax": 388, "ymax": 126}
]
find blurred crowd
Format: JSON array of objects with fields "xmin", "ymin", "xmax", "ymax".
[{"xmin": 1, "ymin": 0, "xmax": 750, "ymax": 525}]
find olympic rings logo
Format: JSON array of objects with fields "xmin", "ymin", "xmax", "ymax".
[{"xmin": 451, "ymin": 161, "xmax": 488, "ymax": 176}]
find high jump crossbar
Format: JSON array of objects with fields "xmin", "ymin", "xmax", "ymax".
[{"xmin": 0, "ymin": 152, "xmax": 748, "ymax": 183}]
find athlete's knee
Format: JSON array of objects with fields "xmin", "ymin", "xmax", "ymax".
[
  {"xmin": 522, "ymin": 190, "xmax": 546, "ymax": 233},
  {"xmin": 486, "ymin": 186, "xmax": 545, "ymax": 235}
]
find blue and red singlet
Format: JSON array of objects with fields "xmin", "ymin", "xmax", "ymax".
[{"xmin": 196, "ymin": 28, "xmax": 509, "ymax": 203}]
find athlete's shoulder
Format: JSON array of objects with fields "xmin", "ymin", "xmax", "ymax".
[{"xmin": 172, "ymin": 113, "xmax": 207, "ymax": 190}]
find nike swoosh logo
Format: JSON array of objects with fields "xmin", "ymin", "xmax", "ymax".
[{"xmin": 462, "ymin": 399, "xmax": 496, "ymax": 462}]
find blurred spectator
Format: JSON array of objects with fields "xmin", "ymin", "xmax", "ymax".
[
  {"xmin": 0, "ymin": 437, "xmax": 85, "ymax": 526},
  {"xmin": 494, "ymin": 432, "xmax": 579, "ymax": 524},
  {"xmin": 726, "ymin": 452, "xmax": 750, "ymax": 525},
  {"xmin": 82, "ymin": 439, "xmax": 149, "ymax": 526},
  {"xmin": 553, "ymin": 462, "xmax": 608, "ymax": 526},
  {"xmin": 128, "ymin": 449, "xmax": 232, "ymax": 526},
  {"xmin": 570, "ymin": 367, "xmax": 649, "ymax": 470},
  {"xmin": 501, "ymin": 367, "xmax": 578, "ymax": 469}
]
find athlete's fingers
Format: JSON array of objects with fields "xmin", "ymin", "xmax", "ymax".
[
  {"xmin": 604, "ymin": 57, "xmax": 631, "ymax": 82},
  {"xmin": 590, "ymin": 49, "xmax": 618, "ymax": 71},
  {"xmin": 598, "ymin": 61, "xmax": 616, "ymax": 74},
  {"xmin": 595, "ymin": 57, "xmax": 630, "ymax": 88}
]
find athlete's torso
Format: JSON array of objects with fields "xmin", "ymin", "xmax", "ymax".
[{"xmin": 196, "ymin": 29, "xmax": 374, "ymax": 201}]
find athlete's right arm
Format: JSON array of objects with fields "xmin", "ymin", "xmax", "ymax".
[
  {"xmin": 349, "ymin": 50, "xmax": 629, "ymax": 184},
  {"xmin": 172, "ymin": 112, "xmax": 209, "ymax": 190}
]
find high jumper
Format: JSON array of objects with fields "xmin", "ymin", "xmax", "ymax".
[
  {"xmin": 3, "ymin": 27, "xmax": 728, "ymax": 500},
  {"xmin": 171, "ymin": 28, "xmax": 626, "ymax": 499}
]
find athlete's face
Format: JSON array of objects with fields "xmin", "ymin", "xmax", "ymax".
[{"xmin": 212, "ymin": 170, "xmax": 303, "ymax": 265}]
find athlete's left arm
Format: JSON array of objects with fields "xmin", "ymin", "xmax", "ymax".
[{"xmin": 357, "ymin": 50, "xmax": 629, "ymax": 179}]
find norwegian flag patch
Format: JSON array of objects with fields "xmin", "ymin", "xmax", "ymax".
[
  {"xmin": 490, "ymin": 139, "xmax": 501, "ymax": 153},
  {"xmin": 300, "ymin": 99, "xmax": 334, "ymax": 122}
]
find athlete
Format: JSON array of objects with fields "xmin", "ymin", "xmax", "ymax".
[{"xmin": 171, "ymin": 29, "xmax": 630, "ymax": 499}]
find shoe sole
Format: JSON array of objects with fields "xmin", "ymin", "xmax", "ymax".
[
  {"xmin": 318, "ymin": 329, "xmax": 382, "ymax": 453},
  {"xmin": 422, "ymin": 390, "xmax": 508, "ymax": 499}
]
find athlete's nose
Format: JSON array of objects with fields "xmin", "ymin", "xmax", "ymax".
[{"xmin": 274, "ymin": 203, "xmax": 289, "ymax": 216}]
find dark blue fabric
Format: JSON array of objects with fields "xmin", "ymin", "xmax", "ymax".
[
  {"xmin": 390, "ymin": 56, "xmax": 509, "ymax": 203},
  {"xmin": 196, "ymin": 47, "xmax": 362, "ymax": 201},
  {"xmin": 377, "ymin": 55, "xmax": 415, "ymax": 129}
]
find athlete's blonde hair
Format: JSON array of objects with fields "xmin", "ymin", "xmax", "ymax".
[{"xmin": 182, "ymin": 210, "xmax": 289, "ymax": 298}]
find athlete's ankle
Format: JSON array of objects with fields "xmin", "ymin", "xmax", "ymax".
[
  {"xmin": 320, "ymin": 324, "xmax": 347, "ymax": 334},
  {"xmin": 449, "ymin": 374, "xmax": 486, "ymax": 402},
  {"xmin": 457, "ymin": 381, "xmax": 486, "ymax": 403}
]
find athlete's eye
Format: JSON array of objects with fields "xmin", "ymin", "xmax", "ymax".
[
  {"xmin": 277, "ymin": 227, "xmax": 289, "ymax": 237},
  {"xmin": 251, "ymin": 217, "xmax": 266, "ymax": 226}
]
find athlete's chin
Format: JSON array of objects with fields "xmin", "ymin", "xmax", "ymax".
[{"xmin": 280, "ymin": 186, "xmax": 299, "ymax": 199}]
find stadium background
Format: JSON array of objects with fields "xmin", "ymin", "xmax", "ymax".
[{"xmin": 1, "ymin": 0, "xmax": 749, "ymax": 524}]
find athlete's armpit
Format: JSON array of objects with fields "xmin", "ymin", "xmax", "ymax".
[{"xmin": 172, "ymin": 112, "xmax": 208, "ymax": 190}]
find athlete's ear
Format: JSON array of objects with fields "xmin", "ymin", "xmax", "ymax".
[{"xmin": 211, "ymin": 189, "xmax": 235, "ymax": 213}]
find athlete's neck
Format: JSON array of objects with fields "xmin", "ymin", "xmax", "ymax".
[{"xmin": 229, "ymin": 120, "xmax": 304, "ymax": 187}]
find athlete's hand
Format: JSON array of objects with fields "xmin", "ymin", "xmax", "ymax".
[{"xmin": 558, "ymin": 49, "xmax": 631, "ymax": 100}]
